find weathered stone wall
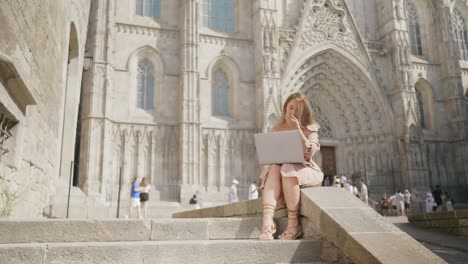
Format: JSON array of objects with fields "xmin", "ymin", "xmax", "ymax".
[
  {"xmin": 0, "ymin": 0, "xmax": 91, "ymax": 217},
  {"xmin": 409, "ymin": 210, "xmax": 468, "ymax": 237}
]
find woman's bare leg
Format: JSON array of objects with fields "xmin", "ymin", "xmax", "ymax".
[
  {"xmin": 262, "ymin": 165, "xmax": 282, "ymax": 224},
  {"xmin": 280, "ymin": 176, "xmax": 301, "ymax": 239},
  {"xmin": 259, "ymin": 165, "xmax": 282, "ymax": 239},
  {"xmin": 140, "ymin": 201, "xmax": 147, "ymax": 218}
]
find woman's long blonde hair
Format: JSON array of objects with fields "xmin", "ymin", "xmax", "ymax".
[
  {"xmin": 141, "ymin": 177, "xmax": 149, "ymax": 187},
  {"xmin": 276, "ymin": 92, "xmax": 316, "ymax": 128}
]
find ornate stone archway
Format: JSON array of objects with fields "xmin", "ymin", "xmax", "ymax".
[{"xmin": 282, "ymin": 49, "xmax": 398, "ymax": 190}]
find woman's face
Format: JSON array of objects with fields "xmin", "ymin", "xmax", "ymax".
[{"xmin": 286, "ymin": 99, "xmax": 298, "ymax": 119}]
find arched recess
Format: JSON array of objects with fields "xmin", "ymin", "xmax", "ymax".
[
  {"xmin": 450, "ymin": 2, "xmax": 468, "ymax": 60},
  {"xmin": 59, "ymin": 22, "xmax": 85, "ymax": 188},
  {"xmin": 282, "ymin": 48, "xmax": 393, "ymax": 138},
  {"xmin": 206, "ymin": 55, "xmax": 240, "ymax": 119},
  {"xmin": 280, "ymin": 48, "xmax": 395, "ymax": 180},
  {"xmin": 127, "ymin": 46, "xmax": 165, "ymax": 119},
  {"xmin": 407, "ymin": 0, "xmax": 438, "ymax": 61},
  {"xmin": 465, "ymin": 87, "xmax": 468, "ymax": 103},
  {"xmin": 414, "ymin": 79, "xmax": 436, "ymax": 131}
]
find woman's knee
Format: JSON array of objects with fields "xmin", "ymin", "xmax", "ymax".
[{"xmin": 282, "ymin": 176, "xmax": 299, "ymax": 187}]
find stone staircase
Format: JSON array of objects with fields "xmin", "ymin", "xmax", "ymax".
[
  {"xmin": 1, "ymin": 188, "xmax": 448, "ymax": 263},
  {"xmin": 0, "ymin": 217, "xmax": 327, "ymax": 264}
]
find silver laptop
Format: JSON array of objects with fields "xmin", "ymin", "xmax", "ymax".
[{"xmin": 254, "ymin": 130, "xmax": 305, "ymax": 165}]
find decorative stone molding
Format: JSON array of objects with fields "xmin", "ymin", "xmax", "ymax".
[
  {"xmin": 297, "ymin": 0, "xmax": 364, "ymax": 61},
  {"xmin": 199, "ymin": 34, "xmax": 253, "ymax": 48},
  {"xmin": 0, "ymin": 52, "xmax": 37, "ymax": 115},
  {"xmin": 284, "ymin": 51, "xmax": 387, "ymax": 136},
  {"xmin": 201, "ymin": 128, "xmax": 256, "ymax": 190},
  {"xmin": 115, "ymin": 23, "xmax": 178, "ymax": 39},
  {"xmin": 411, "ymin": 62, "xmax": 440, "ymax": 72},
  {"xmin": 364, "ymin": 40, "xmax": 386, "ymax": 54}
]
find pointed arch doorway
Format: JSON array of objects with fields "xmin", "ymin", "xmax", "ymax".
[{"xmin": 281, "ymin": 49, "xmax": 395, "ymax": 189}]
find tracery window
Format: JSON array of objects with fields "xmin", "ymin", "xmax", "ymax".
[
  {"xmin": 136, "ymin": 0, "xmax": 160, "ymax": 19},
  {"xmin": 202, "ymin": 0, "xmax": 234, "ymax": 33},
  {"xmin": 212, "ymin": 69, "xmax": 229, "ymax": 116},
  {"xmin": 137, "ymin": 58, "xmax": 154, "ymax": 110},
  {"xmin": 416, "ymin": 89, "xmax": 426, "ymax": 128},
  {"xmin": 406, "ymin": 1, "xmax": 423, "ymax": 56},
  {"xmin": 308, "ymin": 99, "xmax": 333, "ymax": 138},
  {"xmin": 451, "ymin": 8, "xmax": 468, "ymax": 60}
]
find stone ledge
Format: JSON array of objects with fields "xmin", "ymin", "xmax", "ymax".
[
  {"xmin": 0, "ymin": 239, "xmax": 323, "ymax": 264},
  {"xmin": 0, "ymin": 219, "xmax": 151, "ymax": 244},
  {"xmin": 408, "ymin": 210, "xmax": 468, "ymax": 237},
  {"xmin": 300, "ymin": 187, "xmax": 446, "ymax": 264}
]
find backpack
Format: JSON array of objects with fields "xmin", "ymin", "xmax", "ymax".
[{"xmin": 382, "ymin": 198, "xmax": 389, "ymax": 207}]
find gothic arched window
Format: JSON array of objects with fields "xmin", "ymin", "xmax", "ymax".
[
  {"xmin": 416, "ymin": 89, "xmax": 425, "ymax": 128},
  {"xmin": 136, "ymin": 0, "xmax": 160, "ymax": 19},
  {"xmin": 212, "ymin": 69, "xmax": 229, "ymax": 116},
  {"xmin": 137, "ymin": 58, "xmax": 155, "ymax": 110},
  {"xmin": 202, "ymin": 0, "xmax": 234, "ymax": 33},
  {"xmin": 451, "ymin": 8, "xmax": 468, "ymax": 60},
  {"xmin": 406, "ymin": 1, "xmax": 423, "ymax": 56}
]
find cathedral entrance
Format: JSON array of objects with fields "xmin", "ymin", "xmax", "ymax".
[{"xmin": 321, "ymin": 146, "xmax": 336, "ymax": 185}]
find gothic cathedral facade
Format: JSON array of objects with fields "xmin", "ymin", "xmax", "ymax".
[
  {"xmin": 1, "ymin": 0, "xmax": 468, "ymax": 218},
  {"xmin": 78, "ymin": 0, "xmax": 468, "ymax": 207}
]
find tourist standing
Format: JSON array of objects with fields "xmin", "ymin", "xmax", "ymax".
[
  {"xmin": 395, "ymin": 190, "xmax": 405, "ymax": 216},
  {"xmin": 380, "ymin": 193, "xmax": 390, "ymax": 216},
  {"xmin": 139, "ymin": 177, "xmax": 151, "ymax": 219},
  {"xmin": 403, "ymin": 189, "xmax": 411, "ymax": 215},
  {"xmin": 248, "ymin": 181, "xmax": 259, "ymax": 200},
  {"xmin": 360, "ymin": 178, "xmax": 368, "ymax": 205},
  {"xmin": 229, "ymin": 179, "xmax": 239, "ymax": 204},
  {"xmin": 432, "ymin": 185, "xmax": 443, "ymax": 212},
  {"xmin": 129, "ymin": 177, "xmax": 141, "ymax": 219}
]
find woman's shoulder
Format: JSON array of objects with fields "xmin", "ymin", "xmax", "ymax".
[{"xmin": 305, "ymin": 122, "xmax": 320, "ymax": 132}]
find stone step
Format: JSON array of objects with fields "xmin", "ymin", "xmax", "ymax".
[
  {"xmin": 0, "ymin": 239, "xmax": 323, "ymax": 264},
  {"xmin": 0, "ymin": 217, "xmax": 317, "ymax": 244}
]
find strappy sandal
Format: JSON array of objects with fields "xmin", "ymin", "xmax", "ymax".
[
  {"xmin": 259, "ymin": 204, "xmax": 277, "ymax": 240},
  {"xmin": 279, "ymin": 208, "xmax": 302, "ymax": 240},
  {"xmin": 278, "ymin": 225, "xmax": 302, "ymax": 240},
  {"xmin": 259, "ymin": 223, "xmax": 277, "ymax": 240}
]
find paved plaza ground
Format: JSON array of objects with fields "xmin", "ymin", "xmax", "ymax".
[{"xmin": 387, "ymin": 216, "xmax": 468, "ymax": 264}]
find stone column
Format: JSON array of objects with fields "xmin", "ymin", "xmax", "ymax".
[
  {"xmin": 80, "ymin": 0, "xmax": 114, "ymax": 203},
  {"xmin": 376, "ymin": 0, "xmax": 422, "ymax": 190},
  {"xmin": 253, "ymin": 0, "xmax": 281, "ymax": 132},
  {"xmin": 432, "ymin": 1, "xmax": 468, "ymax": 200},
  {"xmin": 179, "ymin": 0, "xmax": 201, "ymax": 202}
]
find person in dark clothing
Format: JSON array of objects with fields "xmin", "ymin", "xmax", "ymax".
[
  {"xmin": 189, "ymin": 194, "xmax": 197, "ymax": 204},
  {"xmin": 432, "ymin": 185, "xmax": 443, "ymax": 212}
]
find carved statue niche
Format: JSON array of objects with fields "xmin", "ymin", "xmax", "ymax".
[
  {"xmin": 395, "ymin": 0, "xmax": 405, "ymax": 20},
  {"xmin": 263, "ymin": 28, "xmax": 271, "ymax": 49},
  {"xmin": 263, "ymin": 53, "xmax": 272, "ymax": 74},
  {"xmin": 271, "ymin": 51, "xmax": 280, "ymax": 74}
]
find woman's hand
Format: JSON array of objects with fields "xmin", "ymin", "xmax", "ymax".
[{"xmin": 288, "ymin": 113, "xmax": 301, "ymax": 129}]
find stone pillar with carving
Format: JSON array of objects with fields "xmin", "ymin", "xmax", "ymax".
[
  {"xmin": 376, "ymin": 0, "xmax": 422, "ymax": 190},
  {"xmin": 432, "ymin": 1, "xmax": 468, "ymax": 199},
  {"xmin": 253, "ymin": 0, "xmax": 281, "ymax": 132},
  {"xmin": 80, "ymin": 0, "xmax": 115, "ymax": 205},
  {"xmin": 179, "ymin": 0, "xmax": 202, "ymax": 203}
]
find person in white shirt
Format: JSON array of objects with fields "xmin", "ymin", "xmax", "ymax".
[
  {"xmin": 395, "ymin": 190, "xmax": 405, "ymax": 216},
  {"xmin": 248, "ymin": 181, "xmax": 259, "ymax": 200},
  {"xmin": 229, "ymin": 179, "xmax": 239, "ymax": 203},
  {"xmin": 359, "ymin": 178, "xmax": 368, "ymax": 205},
  {"xmin": 340, "ymin": 175, "xmax": 347, "ymax": 188}
]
